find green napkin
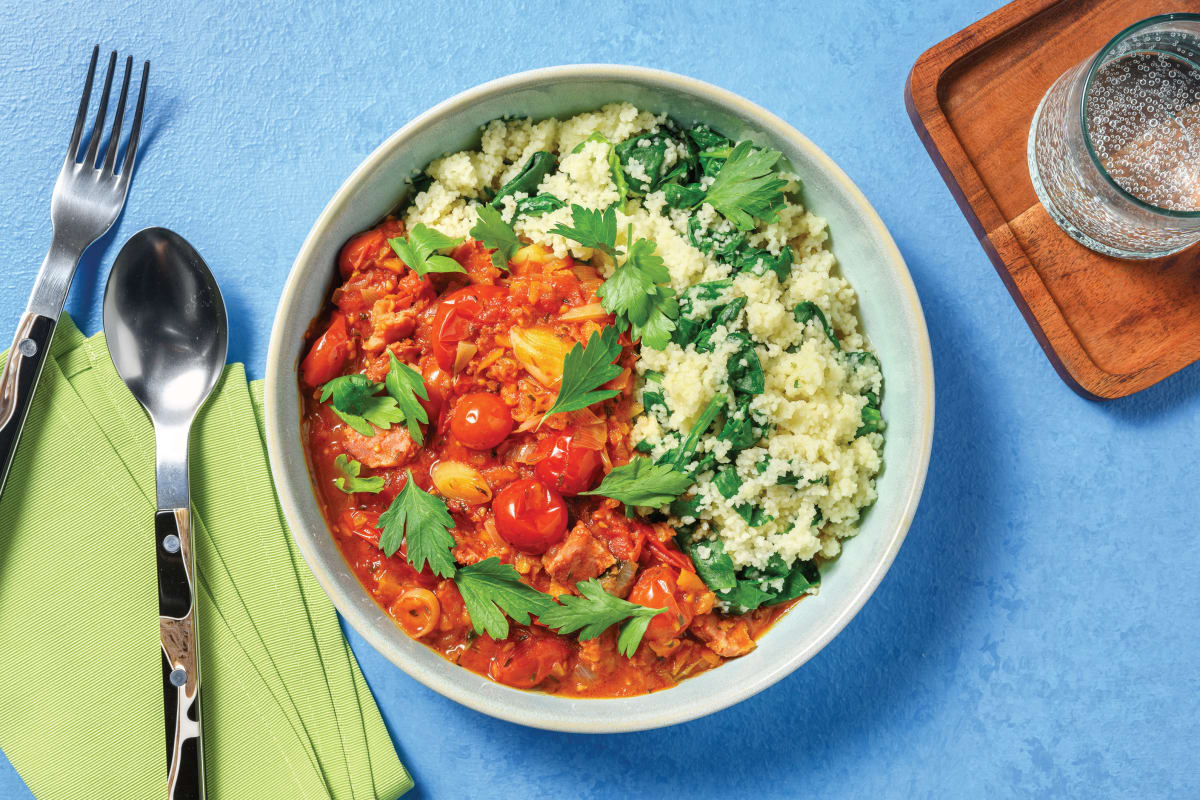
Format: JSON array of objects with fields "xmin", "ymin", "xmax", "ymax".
[{"xmin": 0, "ymin": 316, "xmax": 412, "ymax": 800}]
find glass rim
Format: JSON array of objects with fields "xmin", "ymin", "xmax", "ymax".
[{"xmin": 1080, "ymin": 12, "xmax": 1200, "ymax": 219}]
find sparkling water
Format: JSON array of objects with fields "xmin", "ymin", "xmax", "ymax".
[
  {"xmin": 1028, "ymin": 17, "xmax": 1200, "ymax": 259},
  {"xmin": 1087, "ymin": 50, "xmax": 1200, "ymax": 213}
]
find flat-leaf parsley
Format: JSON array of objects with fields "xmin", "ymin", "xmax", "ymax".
[{"xmin": 375, "ymin": 470, "xmax": 456, "ymax": 577}]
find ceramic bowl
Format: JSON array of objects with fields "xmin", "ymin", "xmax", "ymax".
[{"xmin": 265, "ymin": 65, "xmax": 934, "ymax": 732}]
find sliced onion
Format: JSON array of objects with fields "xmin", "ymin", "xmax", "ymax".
[
  {"xmin": 452, "ymin": 341, "xmax": 477, "ymax": 374},
  {"xmin": 510, "ymin": 440, "xmax": 545, "ymax": 464},
  {"xmin": 558, "ymin": 302, "xmax": 609, "ymax": 322},
  {"xmin": 572, "ymin": 422, "xmax": 608, "ymax": 451},
  {"xmin": 509, "ymin": 325, "xmax": 573, "ymax": 388},
  {"xmin": 571, "ymin": 264, "xmax": 600, "ymax": 282},
  {"xmin": 571, "ymin": 662, "xmax": 597, "ymax": 685},
  {"xmin": 430, "ymin": 460, "xmax": 492, "ymax": 505},
  {"xmin": 515, "ymin": 415, "xmax": 543, "ymax": 434}
]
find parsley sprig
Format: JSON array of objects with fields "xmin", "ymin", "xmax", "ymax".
[
  {"xmin": 704, "ymin": 141, "xmax": 789, "ymax": 231},
  {"xmin": 388, "ymin": 224, "xmax": 465, "ymax": 276},
  {"xmin": 538, "ymin": 578, "xmax": 665, "ymax": 657},
  {"xmin": 384, "ymin": 352, "xmax": 429, "ymax": 446},
  {"xmin": 581, "ymin": 457, "xmax": 693, "ymax": 508},
  {"xmin": 376, "ymin": 470, "xmax": 457, "ymax": 577},
  {"xmin": 543, "ymin": 326, "xmax": 622, "ymax": 420},
  {"xmin": 550, "ymin": 205, "xmax": 678, "ymax": 350},
  {"xmin": 454, "ymin": 558, "xmax": 556, "ymax": 640},
  {"xmin": 548, "ymin": 204, "xmax": 619, "ymax": 259},
  {"xmin": 332, "ymin": 454, "xmax": 384, "ymax": 494},
  {"xmin": 319, "ymin": 374, "xmax": 404, "ymax": 436},
  {"xmin": 468, "ymin": 205, "xmax": 520, "ymax": 271},
  {"xmin": 601, "ymin": 234, "xmax": 678, "ymax": 349}
]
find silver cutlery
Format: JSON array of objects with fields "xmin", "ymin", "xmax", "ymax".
[
  {"xmin": 104, "ymin": 228, "xmax": 227, "ymax": 800},
  {"xmin": 0, "ymin": 46, "xmax": 148, "ymax": 498}
]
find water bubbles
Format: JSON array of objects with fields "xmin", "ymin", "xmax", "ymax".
[{"xmin": 1086, "ymin": 49, "xmax": 1200, "ymax": 211}]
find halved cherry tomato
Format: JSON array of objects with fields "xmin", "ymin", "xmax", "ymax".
[
  {"xmin": 430, "ymin": 285, "xmax": 509, "ymax": 371},
  {"xmin": 533, "ymin": 432, "xmax": 602, "ymax": 495},
  {"xmin": 301, "ymin": 315, "xmax": 351, "ymax": 387},
  {"xmin": 493, "ymin": 478, "xmax": 567, "ymax": 553},
  {"xmin": 627, "ymin": 565, "xmax": 691, "ymax": 643},
  {"xmin": 450, "ymin": 393, "xmax": 513, "ymax": 449},
  {"xmin": 490, "ymin": 633, "xmax": 570, "ymax": 689},
  {"xmin": 338, "ymin": 229, "xmax": 386, "ymax": 277}
]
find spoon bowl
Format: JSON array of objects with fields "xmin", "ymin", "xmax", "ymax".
[{"xmin": 103, "ymin": 227, "xmax": 227, "ymax": 430}]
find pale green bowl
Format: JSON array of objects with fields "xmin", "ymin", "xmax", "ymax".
[{"xmin": 265, "ymin": 65, "xmax": 934, "ymax": 732}]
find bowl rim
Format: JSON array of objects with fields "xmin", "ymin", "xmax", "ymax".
[{"xmin": 265, "ymin": 63, "xmax": 935, "ymax": 732}]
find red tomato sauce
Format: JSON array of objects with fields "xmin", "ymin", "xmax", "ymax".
[{"xmin": 300, "ymin": 218, "xmax": 793, "ymax": 697}]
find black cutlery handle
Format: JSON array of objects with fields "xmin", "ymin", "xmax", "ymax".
[
  {"xmin": 0, "ymin": 312, "xmax": 57, "ymax": 499},
  {"xmin": 157, "ymin": 508, "xmax": 204, "ymax": 800}
]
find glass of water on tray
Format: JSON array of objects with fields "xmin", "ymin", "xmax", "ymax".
[{"xmin": 1028, "ymin": 13, "xmax": 1200, "ymax": 259}]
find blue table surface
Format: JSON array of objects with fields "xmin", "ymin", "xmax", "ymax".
[{"xmin": 3, "ymin": 1, "xmax": 1198, "ymax": 797}]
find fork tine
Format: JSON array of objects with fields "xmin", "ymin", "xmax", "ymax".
[
  {"xmin": 102, "ymin": 56, "xmax": 132, "ymax": 173},
  {"xmin": 120, "ymin": 61, "xmax": 149, "ymax": 178},
  {"xmin": 83, "ymin": 51, "xmax": 117, "ymax": 168},
  {"xmin": 66, "ymin": 46, "xmax": 99, "ymax": 163}
]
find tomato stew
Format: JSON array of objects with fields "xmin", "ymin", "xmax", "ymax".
[{"xmin": 300, "ymin": 219, "xmax": 793, "ymax": 697}]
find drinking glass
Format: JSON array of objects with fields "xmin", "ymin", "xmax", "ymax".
[{"xmin": 1027, "ymin": 13, "xmax": 1200, "ymax": 259}]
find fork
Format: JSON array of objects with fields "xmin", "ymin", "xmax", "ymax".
[{"xmin": 0, "ymin": 47, "xmax": 148, "ymax": 499}]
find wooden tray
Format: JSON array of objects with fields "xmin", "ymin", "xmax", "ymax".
[{"xmin": 906, "ymin": 0, "xmax": 1200, "ymax": 399}]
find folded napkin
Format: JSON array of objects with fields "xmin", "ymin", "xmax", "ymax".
[{"xmin": 0, "ymin": 316, "xmax": 412, "ymax": 800}]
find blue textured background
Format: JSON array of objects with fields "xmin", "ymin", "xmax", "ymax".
[{"xmin": 2, "ymin": 1, "xmax": 1198, "ymax": 797}]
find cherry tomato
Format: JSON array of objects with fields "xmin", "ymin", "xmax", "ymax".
[
  {"xmin": 627, "ymin": 565, "xmax": 691, "ymax": 643},
  {"xmin": 450, "ymin": 393, "xmax": 513, "ymax": 449},
  {"xmin": 418, "ymin": 367, "xmax": 449, "ymax": 427},
  {"xmin": 493, "ymin": 478, "xmax": 568, "ymax": 553},
  {"xmin": 533, "ymin": 432, "xmax": 603, "ymax": 495},
  {"xmin": 338, "ymin": 229, "xmax": 386, "ymax": 277},
  {"xmin": 430, "ymin": 285, "xmax": 508, "ymax": 371},
  {"xmin": 300, "ymin": 315, "xmax": 352, "ymax": 387},
  {"xmin": 490, "ymin": 634, "xmax": 570, "ymax": 689}
]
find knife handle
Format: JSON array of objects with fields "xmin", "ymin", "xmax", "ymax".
[
  {"xmin": 0, "ymin": 312, "xmax": 57, "ymax": 499},
  {"xmin": 157, "ymin": 508, "xmax": 204, "ymax": 800}
]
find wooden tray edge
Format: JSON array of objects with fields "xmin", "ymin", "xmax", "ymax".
[{"xmin": 903, "ymin": 0, "xmax": 1171, "ymax": 401}]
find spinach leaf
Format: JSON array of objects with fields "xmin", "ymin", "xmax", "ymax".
[
  {"xmin": 726, "ymin": 333, "xmax": 765, "ymax": 396},
  {"xmin": 743, "ymin": 554, "xmax": 821, "ymax": 605},
  {"xmin": 687, "ymin": 124, "xmax": 732, "ymax": 152},
  {"xmin": 714, "ymin": 296, "xmax": 747, "ymax": 329},
  {"xmin": 678, "ymin": 535, "xmax": 737, "ymax": 592},
  {"xmin": 733, "ymin": 245, "xmax": 793, "ymax": 282},
  {"xmin": 663, "ymin": 182, "xmax": 706, "ymax": 209},
  {"xmin": 615, "ymin": 124, "xmax": 697, "ymax": 195},
  {"xmin": 714, "ymin": 466, "xmax": 740, "ymax": 499},
  {"xmin": 674, "ymin": 279, "xmax": 734, "ymax": 347},
  {"xmin": 687, "ymin": 216, "xmax": 746, "ymax": 260},
  {"xmin": 793, "ymin": 302, "xmax": 841, "ymax": 351},
  {"xmin": 845, "ymin": 350, "xmax": 883, "ymax": 437},
  {"xmin": 857, "ymin": 403, "xmax": 883, "ymax": 437},
  {"xmin": 491, "ymin": 151, "xmax": 557, "ymax": 208},
  {"xmin": 718, "ymin": 400, "xmax": 760, "ymax": 450},
  {"xmin": 669, "ymin": 495, "xmax": 701, "ymax": 519},
  {"xmin": 716, "ymin": 580, "xmax": 775, "ymax": 613},
  {"xmin": 660, "ymin": 393, "xmax": 726, "ymax": 472},
  {"xmin": 516, "ymin": 193, "xmax": 565, "ymax": 217}
]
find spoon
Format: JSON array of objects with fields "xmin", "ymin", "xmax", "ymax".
[{"xmin": 103, "ymin": 227, "xmax": 226, "ymax": 800}]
